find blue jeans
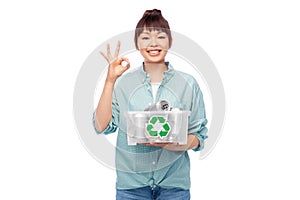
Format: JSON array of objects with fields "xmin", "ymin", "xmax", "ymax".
[{"xmin": 116, "ymin": 186, "xmax": 190, "ymax": 200}]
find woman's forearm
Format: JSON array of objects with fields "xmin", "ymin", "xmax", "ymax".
[{"xmin": 94, "ymin": 79, "xmax": 115, "ymax": 132}]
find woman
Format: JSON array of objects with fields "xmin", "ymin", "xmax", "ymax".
[{"xmin": 94, "ymin": 9, "xmax": 208, "ymax": 200}]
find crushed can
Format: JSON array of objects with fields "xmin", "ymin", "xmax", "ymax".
[{"xmin": 144, "ymin": 100, "xmax": 171, "ymax": 111}]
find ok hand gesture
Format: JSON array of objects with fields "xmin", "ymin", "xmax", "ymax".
[{"xmin": 100, "ymin": 41, "xmax": 130, "ymax": 83}]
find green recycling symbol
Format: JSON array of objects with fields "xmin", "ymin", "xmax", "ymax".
[{"xmin": 146, "ymin": 116, "xmax": 171, "ymax": 138}]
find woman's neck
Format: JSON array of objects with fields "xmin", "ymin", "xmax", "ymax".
[{"xmin": 143, "ymin": 61, "xmax": 168, "ymax": 83}]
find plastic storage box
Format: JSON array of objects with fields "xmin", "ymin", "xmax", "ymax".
[{"xmin": 125, "ymin": 110, "xmax": 191, "ymax": 145}]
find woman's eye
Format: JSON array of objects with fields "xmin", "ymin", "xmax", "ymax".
[
  {"xmin": 142, "ymin": 37, "xmax": 149, "ymax": 40},
  {"xmin": 158, "ymin": 36, "xmax": 166, "ymax": 39}
]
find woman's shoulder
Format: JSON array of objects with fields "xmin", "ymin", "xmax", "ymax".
[{"xmin": 173, "ymin": 69, "xmax": 198, "ymax": 85}]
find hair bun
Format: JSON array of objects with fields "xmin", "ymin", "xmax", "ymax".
[{"xmin": 143, "ymin": 9, "xmax": 162, "ymax": 17}]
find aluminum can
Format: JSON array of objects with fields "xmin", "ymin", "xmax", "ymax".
[{"xmin": 144, "ymin": 100, "xmax": 171, "ymax": 111}]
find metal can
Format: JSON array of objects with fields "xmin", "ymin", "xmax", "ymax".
[
  {"xmin": 157, "ymin": 100, "xmax": 170, "ymax": 111},
  {"xmin": 144, "ymin": 100, "xmax": 170, "ymax": 111}
]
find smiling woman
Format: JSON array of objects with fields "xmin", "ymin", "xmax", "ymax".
[{"xmin": 92, "ymin": 9, "xmax": 208, "ymax": 200}]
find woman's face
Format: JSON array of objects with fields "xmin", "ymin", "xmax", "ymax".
[{"xmin": 137, "ymin": 29, "xmax": 170, "ymax": 63}]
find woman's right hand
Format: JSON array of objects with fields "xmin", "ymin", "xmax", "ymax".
[{"xmin": 100, "ymin": 41, "xmax": 130, "ymax": 83}]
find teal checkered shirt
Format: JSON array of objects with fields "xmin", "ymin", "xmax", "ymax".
[{"xmin": 93, "ymin": 62, "xmax": 208, "ymax": 190}]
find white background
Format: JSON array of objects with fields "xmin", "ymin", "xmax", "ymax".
[{"xmin": 1, "ymin": 0, "xmax": 299, "ymax": 199}]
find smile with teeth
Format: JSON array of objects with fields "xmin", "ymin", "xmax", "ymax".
[{"xmin": 147, "ymin": 49, "xmax": 162, "ymax": 56}]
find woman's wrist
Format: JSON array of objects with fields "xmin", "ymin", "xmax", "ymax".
[
  {"xmin": 105, "ymin": 77, "xmax": 116, "ymax": 85},
  {"xmin": 188, "ymin": 134, "xmax": 200, "ymax": 149}
]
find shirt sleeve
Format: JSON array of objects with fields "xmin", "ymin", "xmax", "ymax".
[
  {"xmin": 92, "ymin": 90, "xmax": 120, "ymax": 135},
  {"xmin": 188, "ymin": 80, "xmax": 208, "ymax": 151}
]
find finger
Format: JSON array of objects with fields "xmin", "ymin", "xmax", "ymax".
[
  {"xmin": 114, "ymin": 40, "xmax": 121, "ymax": 59},
  {"xmin": 99, "ymin": 51, "xmax": 109, "ymax": 63},
  {"xmin": 120, "ymin": 65, "xmax": 130, "ymax": 75},
  {"xmin": 107, "ymin": 43, "xmax": 112, "ymax": 61},
  {"xmin": 120, "ymin": 57, "xmax": 130, "ymax": 64},
  {"xmin": 120, "ymin": 57, "xmax": 130, "ymax": 68}
]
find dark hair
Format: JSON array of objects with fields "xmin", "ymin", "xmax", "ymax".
[{"xmin": 134, "ymin": 9, "xmax": 172, "ymax": 49}]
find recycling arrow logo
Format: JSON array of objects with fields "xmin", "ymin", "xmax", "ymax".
[{"xmin": 146, "ymin": 116, "xmax": 171, "ymax": 138}]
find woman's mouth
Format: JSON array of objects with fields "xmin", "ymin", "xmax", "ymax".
[{"xmin": 146, "ymin": 49, "xmax": 162, "ymax": 56}]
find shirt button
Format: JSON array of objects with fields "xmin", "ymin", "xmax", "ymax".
[{"xmin": 152, "ymin": 161, "xmax": 156, "ymax": 165}]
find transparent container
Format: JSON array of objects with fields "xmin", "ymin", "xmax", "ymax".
[{"xmin": 125, "ymin": 110, "xmax": 191, "ymax": 145}]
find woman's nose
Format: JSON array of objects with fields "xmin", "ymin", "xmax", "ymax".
[{"xmin": 149, "ymin": 38, "xmax": 158, "ymax": 47}]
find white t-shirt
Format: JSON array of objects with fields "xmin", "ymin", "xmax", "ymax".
[{"xmin": 151, "ymin": 82, "xmax": 161, "ymax": 102}]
